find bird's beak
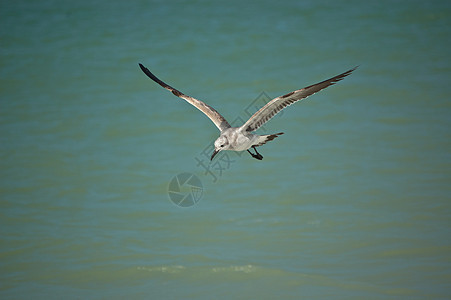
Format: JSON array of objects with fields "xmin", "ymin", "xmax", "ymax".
[{"xmin": 211, "ymin": 149, "xmax": 220, "ymax": 161}]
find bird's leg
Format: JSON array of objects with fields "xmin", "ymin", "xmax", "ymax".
[
  {"xmin": 252, "ymin": 146, "xmax": 264, "ymax": 160},
  {"xmin": 247, "ymin": 147, "xmax": 263, "ymax": 160}
]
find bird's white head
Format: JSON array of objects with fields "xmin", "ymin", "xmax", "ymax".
[{"xmin": 211, "ymin": 136, "xmax": 230, "ymax": 160}]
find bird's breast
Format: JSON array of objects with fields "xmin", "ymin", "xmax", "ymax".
[{"xmin": 228, "ymin": 130, "xmax": 256, "ymax": 151}]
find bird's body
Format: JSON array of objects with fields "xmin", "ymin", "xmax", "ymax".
[
  {"xmin": 219, "ymin": 127, "xmax": 254, "ymax": 152},
  {"xmin": 139, "ymin": 63, "xmax": 356, "ymax": 160},
  {"xmin": 216, "ymin": 127, "xmax": 277, "ymax": 151}
]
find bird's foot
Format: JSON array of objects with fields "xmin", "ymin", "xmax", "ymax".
[
  {"xmin": 250, "ymin": 153, "xmax": 263, "ymax": 160},
  {"xmin": 247, "ymin": 147, "xmax": 263, "ymax": 160}
]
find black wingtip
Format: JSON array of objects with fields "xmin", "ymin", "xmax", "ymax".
[
  {"xmin": 350, "ymin": 65, "xmax": 359, "ymax": 73},
  {"xmin": 138, "ymin": 63, "xmax": 160, "ymax": 83},
  {"xmin": 344, "ymin": 65, "xmax": 359, "ymax": 76},
  {"xmin": 138, "ymin": 63, "xmax": 147, "ymax": 73}
]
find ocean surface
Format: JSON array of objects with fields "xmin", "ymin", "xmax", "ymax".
[{"xmin": 1, "ymin": 0, "xmax": 450, "ymax": 299}]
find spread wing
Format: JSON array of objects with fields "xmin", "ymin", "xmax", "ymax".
[
  {"xmin": 241, "ymin": 66, "xmax": 357, "ymax": 132},
  {"xmin": 139, "ymin": 63, "xmax": 231, "ymax": 131}
]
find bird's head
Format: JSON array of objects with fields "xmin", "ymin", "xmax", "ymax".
[{"xmin": 211, "ymin": 136, "xmax": 229, "ymax": 160}]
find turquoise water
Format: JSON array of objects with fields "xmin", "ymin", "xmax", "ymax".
[{"xmin": 1, "ymin": 0, "xmax": 450, "ymax": 298}]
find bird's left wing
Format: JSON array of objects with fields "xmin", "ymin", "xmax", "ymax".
[{"xmin": 241, "ymin": 66, "xmax": 357, "ymax": 132}]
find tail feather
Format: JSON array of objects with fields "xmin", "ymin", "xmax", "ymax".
[{"xmin": 255, "ymin": 132, "xmax": 284, "ymax": 147}]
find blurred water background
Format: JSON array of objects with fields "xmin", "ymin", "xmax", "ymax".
[{"xmin": 1, "ymin": 0, "xmax": 450, "ymax": 298}]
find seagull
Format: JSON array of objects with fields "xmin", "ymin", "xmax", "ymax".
[{"xmin": 139, "ymin": 63, "xmax": 356, "ymax": 161}]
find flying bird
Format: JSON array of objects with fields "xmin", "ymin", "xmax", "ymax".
[{"xmin": 139, "ymin": 63, "xmax": 356, "ymax": 160}]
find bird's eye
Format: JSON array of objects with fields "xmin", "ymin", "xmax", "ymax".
[{"xmin": 220, "ymin": 144, "xmax": 224, "ymax": 147}]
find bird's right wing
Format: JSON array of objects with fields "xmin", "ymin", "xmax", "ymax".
[{"xmin": 139, "ymin": 63, "xmax": 231, "ymax": 132}]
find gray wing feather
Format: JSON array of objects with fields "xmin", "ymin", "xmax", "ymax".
[
  {"xmin": 241, "ymin": 66, "xmax": 357, "ymax": 132},
  {"xmin": 139, "ymin": 64, "xmax": 231, "ymax": 132}
]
